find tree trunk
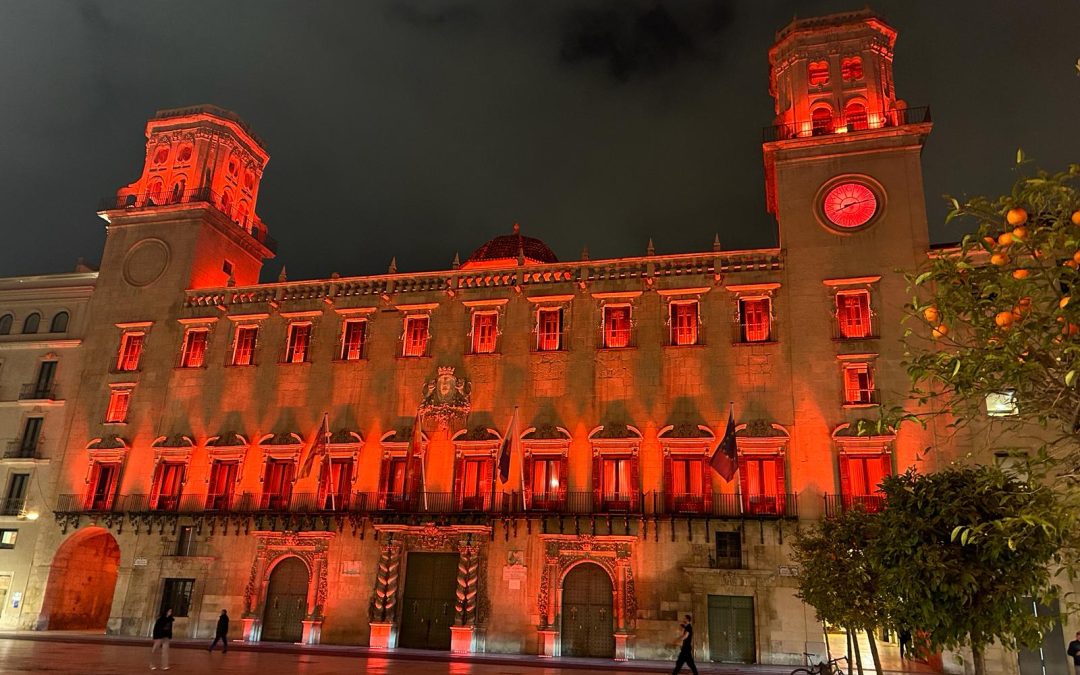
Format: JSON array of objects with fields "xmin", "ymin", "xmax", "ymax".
[
  {"xmin": 865, "ymin": 628, "xmax": 883, "ymax": 675},
  {"xmin": 847, "ymin": 630, "xmax": 855, "ymax": 675},
  {"xmin": 972, "ymin": 644, "xmax": 986, "ymax": 675},
  {"xmin": 850, "ymin": 627, "xmax": 864, "ymax": 675}
]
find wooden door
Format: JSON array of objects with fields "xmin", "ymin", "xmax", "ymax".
[
  {"xmin": 708, "ymin": 594, "xmax": 755, "ymax": 663},
  {"xmin": 261, "ymin": 558, "xmax": 307, "ymax": 643},
  {"xmin": 398, "ymin": 552, "xmax": 459, "ymax": 650},
  {"xmin": 561, "ymin": 563, "xmax": 615, "ymax": 658}
]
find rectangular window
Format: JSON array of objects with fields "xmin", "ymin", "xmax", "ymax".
[
  {"xmin": 836, "ymin": 290, "xmax": 872, "ymax": 339},
  {"xmin": 0, "ymin": 529, "xmax": 16, "ymax": 549},
  {"xmin": 33, "ymin": 360, "xmax": 57, "ymax": 398},
  {"xmin": 601, "ymin": 456, "xmax": 635, "ymax": 511},
  {"xmin": 536, "ymin": 308, "xmax": 563, "ymax": 351},
  {"xmin": 88, "ymin": 463, "xmax": 119, "ymax": 511},
  {"xmin": 179, "ymin": 328, "xmax": 208, "ymax": 368},
  {"xmin": 403, "ymin": 316, "xmax": 429, "ymax": 357},
  {"xmin": 739, "ymin": 455, "xmax": 785, "ymax": 514},
  {"xmin": 713, "ymin": 531, "xmax": 742, "ymax": 569},
  {"xmin": 152, "ymin": 462, "xmax": 186, "ymax": 511},
  {"xmin": 160, "ymin": 578, "xmax": 195, "ymax": 618},
  {"xmin": 2, "ymin": 474, "xmax": 29, "ymax": 516},
  {"xmin": 284, "ymin": 323, "xmax": 311, "ymax": 363},
  {"xmin": 105, "ymin": 388, "xmax": 132, "ymax": 424},
  {"xmin": 386, "ymin": 458, "xmax": 408, "ymax": 495},
  {"xmin": 231, "ymin": 325, "xmax": 258, "ymax": 366},
  {"xmin": 175, "ymin": 525, "xmax": 196, "ymax": 556},
  {"xmin": 986, "ymin": 391, "xmax": 1018, "ymax": 417},
  {"xmin": 531, "ymin": 458, "xmax": 561, "ymax": 497},
  {"xmin": 842, "ymin": 362, "xmax": 876, "ymax": 405},
  {"xmin": 320, "ymin": 458, "xmax": 353, "ymax": 510},
  {"xmin": 19, "ymin": 417, "xmax": 43, "ymax": 455},
  {"xmin": 670, "ymin": 457, "xmax": 706, "ymax": 513},
  {"xmin": 261, "ymin": 460, "xmax": 295, "ymax": 510},
  {"xmin": 471, "ymin": 312, "xmax": 498, "ymax": 354},
  {"xmin": 603, "ymin": 305, "xmax": 632, "ymax": 348},
  {"xmin": 839, "ymin": 453, "xmax": 890, "ymax": 513},
  {"xmin": 340, "ymin": 319, "xmax": 366, "ymax": 361},
  {"xmin": 670, "ymin": 301, "xmax": 699, "ymax": 346},
  {"xmin": 739, "ymin": 298, "xmax": 771, "ymax": 342},
  {"xmin": 206, "ymin": 460, "xmax": 238, "ymax": 511},
  {"xmin": 116, "ymin": 332, "xmax": 144, "ymax": 371},
  {"xmin": 458, "ymin": 457, "xmax": 493, "ymax": 510}
]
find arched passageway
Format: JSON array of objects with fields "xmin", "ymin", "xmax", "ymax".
[
  {"xmin": 40, "ymin": 528, "xmax": 120, "ymax": 630},
  {"xmin": 261, "ymin": 557, "xmax": 308, "ymax": 643}
]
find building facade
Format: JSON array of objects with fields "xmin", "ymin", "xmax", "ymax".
[{"xmin": 2, "ymin": 8, "xmax": 1029, "ymax": 670}]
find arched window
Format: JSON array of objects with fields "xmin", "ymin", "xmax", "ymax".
[
  {"xmin": 0, "ymin": 314, "xmax": 12, "ymax": 335},
  {"xmin": 808, "ymin": 60, "xmax": 829, "ymax": 87},
  {"xmin": 171, "ymin": 177, "xmax": 187, "ymax": 204},
  {"xmin": 811, "ymin": 106, "xmax": 834, "ymax": 136},
  {"xmin": 841, "ymin": 57, "xmax": 863, "ymax": 82},
  {"xmin": 220, "ymin": 189, "xmax": 232, "ymax": 217},
  {"xmin": 50, "ymin": 311, "xmax": 69, "ymax": 333},
  {"xmin": 147, "ymin": 179, "xmax": 165, "ymax": 206},
  {"xmin": 235, "ymin": 201, "xmax": 249, "ymax": 226},
  {"xmin": 845, "ymin": 101, "xmax": 868, "ymax": 131},
  {"xmin": 23, "ymin": 312, "xmax": 40, "ymax": 334},
  {"xmin": 176, "ymin": 145, "xmax": 192, "ymax": 163}
]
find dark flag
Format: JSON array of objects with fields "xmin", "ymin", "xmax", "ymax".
[
  {"xmin": 403, "ymin": 413, "xmax": 422, "ymax": 497},
  {"xmin": 298, "ymin": 413, "xmax": 329, "ymax": 480},
  {"xmin": 498, "ymin": 407, "xmax": 519, "ymax": 484},
  {"xmin": 710, "ymin": 403, "xmax": 738, "ymax": 480}
]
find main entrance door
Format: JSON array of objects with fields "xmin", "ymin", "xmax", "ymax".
[
  {"xmin": 398, "ymin": 552, "xmax": 458, "ymax": 650},
  {"xmin": 261, "ymin": 557, "xmax": 307, "ymax": 643},
  {"xmin": 708, "ymin": 594, "xmax": 755, "ymax": 663},
  {"xmin": 561, "ymin": 563, "xmax": 614, "ymax": 658}
]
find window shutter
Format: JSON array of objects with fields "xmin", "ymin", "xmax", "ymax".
[
  {"xmin": 480, "ymin": 458, "xmax": 494, "ymax": 509},
  {"xmin": 523, "ymin": 454, "xmax": 534, "ymax": 500},
  {"xmin": 662, "ymin": 453, "xmax": 673, "ymax": 512},
  {"xmin": 875, "ymin": 453, "xmax": 892, "ymax": 492},
  {"xmin": 453, "ymin": 455, "xmax": 465, "ymax": 509},
  {"xmin": 838, "ymin": 454, "xmax": 851, "ymax": 498},
  {"xmin": 700, "ymin": 458, "xmax": 712, "ymax": 511},
  {"xmin": 630, "ymin": 454, "xmax": 640, "ymax": 510},
  {"xmin": 774, "ymin": 456, "xmax": 787, "ymax": 514},
  {"xmin": 591, "ymin": 453, "xmax": 602, "ymax": 511},
  {"xmin": 737, "ymin": 456, "xmax": 750, "ymax": 513},
  {"xmin": 149, "ymin": 463, "xmax": 163, "ymax": 508},
  {"xmin": 409, "ymin": 455, "xmax": 422, "ymax": 497},
  {"xmin": 557, "ymin": 455, "xmax": 568, "ymax": 500}
]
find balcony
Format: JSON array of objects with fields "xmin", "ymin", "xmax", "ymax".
[
  {"xmin": 763, "ymin": 106, "xmax": 931, "ymax": 143},
  {"xmin": 4, "ymin": 439, "xmax": 42, "ymax": 460},
  {"xmin": 824, "ymin": 493, "xmax": 886, "ymax": 517},
  {"xmin": 19, "ymin": 383, "xmax": 59, "ymax": 401},
  {"xmin": 649, "ymin": 492, "xmax": 798, "ymax": 518},
  {"xmin": 0, "ymin": 497, "xmax": 26, "ymax": 517}
]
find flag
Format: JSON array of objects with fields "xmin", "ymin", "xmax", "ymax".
[
  {"xmin": 498, "ymin": 407, "xmax": 519, "ymax": 484},
  {"xmin": 709, "ymin": 403, "xmax": 738, "ymax": 480},
  {"xmin": 403, "ymin": 413, "xmax": 423, "ymax": 497},
  {"xmin": 298, "ymin": 413, "xmax": 330, "ymax": 479}
]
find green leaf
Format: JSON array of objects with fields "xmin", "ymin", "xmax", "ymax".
[
  {"xmin": 915, "ymin": 271, "xmax": 933, "ymax": 286},
  {"xmin": 1067, "ymin": 370, "xmax": 1076, "ymax": 388}
]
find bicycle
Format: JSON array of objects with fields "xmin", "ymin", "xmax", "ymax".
[{"xmin": 791, "ymin": 653, "xmax": 847, "ymax": 675}]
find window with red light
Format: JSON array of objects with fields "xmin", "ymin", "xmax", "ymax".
[
  {"xmin": 105, "ymin": 387, "xmax": 132, "ymax": 424},
  {"xmin": 530, "ymin": 457, "xmax": 562, "ymax": 498},
  {"xmin": 842, "ymin": 362, "xmax": 876, "ymax": 405},
  {"xmin": 319, "ymin": 458, "xmax": 353, "ymax": 510},
  {"xmin": 206, "ymin": 460, "xmax": 238, "ymax": 511},
  {"xmin": 739, "ymin": 298, "xmax": 771, "ymax": 342},
  {"xmin": 147, "ymin": 179, "xmax": 164, "ymax": 205},
  {"xmin": 456, "ymin": 457, "xmax": 493, "ymax": 510},
  {"xmin": 470, "ymin": 312, "xmax": 498, "ymax": 354},
  {"xmin": 151, "ymin": 462, "xmax": 186, "ymax": 511},
  {"xmin": 841, "ymin": 56, "xmax": 863, "ymax": 81},
  {"xmin": 602, "ymin": 305, "xmax": 632, "ymax": 348},
  {"xmin": 840, "ymin": 453, "xmax": 890, "ymax": 512},
  {"xmin": 808, "ymin": 60, "xmax": 829, "ymax": 86},
  {"xmin": 340, "ymin": 319, "xmax": 366, "ymax": 360},
  {"xmin": 176, "ymin": 145, "xmax": 192, "ymax": 163},
  {"xmin": 261, "ymin": 459, "xmax": 295, "ymax": 510},
  {"xmin": 231, "ymin": 326, "xmax": 258, "ymax": 366},
  {"xmin": 670, "ymin": 301, "xmax": 699, "ymax": 346},
  {"xmin": 738, "ymin": 454, "xmax": 786, "ymax": 515},
  {"xmin": 385, "ymin": 458, "xmax": 408, "ymax": 495},
  {"xmin": 667, "ymin": 456, "xmax": 707, "ymax": 513},
  {"xmin": 116, "ymin": 332, "xmax": 144, "ymax": 372},
  {"xmin": 536, "ymin": 308, "xmax": 563, "ymax": 351},
  {"xmin": 845, "ymin": 101, "xmax": 868, "ymax": 131},
  {"xmin": 811, "ymin": 106, "xmax": 833, "ymax": 135},
  {"xmin": 836, "ymin": 290, "xmax": 872, "ymax": 339},
  {"xmin": 284, "ymin": 323, "xmax": 311, "ymax": 363},
  {"xmin": 179, "ymin": 328, "xmax": 208, "ymax": 368},
  {"xmin": 86, "ymin": 462, "xmax": 120, "ymax": 511},
  {"xmin": 403, "ymin": 316, "xmax": 429, "ymax": 357},
  {"xmin": 595, "ymin": 453, "xmax": 638, "ymax": 511}
]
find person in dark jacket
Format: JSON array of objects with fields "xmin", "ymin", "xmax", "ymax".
[
  {"xmin": 672, "ymin": 614, "xmax": 699, "ymax": 675},
  {"xmin": 1067, "ymin": 630, "xmax": 1080, "ymax": 675},
  {"xmin": 150, "ymin": 608, "xmax": 174, "ymax": 670},
  {"xmin": 208, "ymin": 609, "xmax": 230, "ymax": 653}
]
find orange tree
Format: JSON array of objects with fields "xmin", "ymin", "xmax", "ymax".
[{"xmin": 905, "ymin": 161, "xmax": 1080, "ymax": 467}]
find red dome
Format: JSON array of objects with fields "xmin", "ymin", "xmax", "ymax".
[{"xmin": 461, "ymin": 224, "xmax": 558, "ymax": 269}]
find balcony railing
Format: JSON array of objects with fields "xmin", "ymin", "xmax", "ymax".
[
  {"xmin": 19, "ymin": 383, "xmax": 58, "ymax": 400},
  {"xmin": 842, "ymin": 389, "xmax": 881, "ymax": 406},
  {"xmin": 0, "ymin": 497, "xmax": 27, "ymax": 517},
  {"xmin": 100, "ymin": 186, "xmax": 277, "ymax": 253},
  {"xmin": 55, "ymin": 490, "xmax": 799, "ymax": 518},
  {"xmin": 4, "ymin": 439, "xmax": 42, "ymax": 460},
  {"xmin": 763, "ymin": 106, "xmax": 931, "ymax": 143},
  {"xmin": 824, "ymin": 493, "xmax": 886, "ymax": 517}
]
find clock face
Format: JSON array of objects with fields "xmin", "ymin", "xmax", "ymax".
[{"xmin": 822, "ymin": 182, "xmax": 878, "ymax": 229}]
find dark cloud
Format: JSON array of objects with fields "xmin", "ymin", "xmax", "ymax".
[
  {"xmin": 385, "ymin": 1, "xmax": 480, "ymax": 29},
  {"xmin": 558, "ymin": 1, "xmax": 734, "ymax": 81}
]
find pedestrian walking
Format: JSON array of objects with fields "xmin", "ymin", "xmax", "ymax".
[
  {"xmin": 672, "ymin": 614, "xmax": 699, "ymax": 675},
  {"xmin": 150, "ymin": 608, "xmax": 174, "ymax": 671},
  {"xmin": 899, "ymin": 627, "xmax": 912, "ymax": 660},
  {"xmin": 208, "ymin": 609, "xmax": 230, "ymax": 653},
  {"xmin": 1067, "ymin": 630, "xmax": 1080, "ymax": 675}
]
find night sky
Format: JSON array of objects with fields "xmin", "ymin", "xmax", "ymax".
[{"xmin": 0, "ymin": 1, "xmax": 1076, "ymax": 282}]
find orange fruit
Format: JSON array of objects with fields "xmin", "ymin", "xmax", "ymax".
[
  {"xmin": 1012, "ymin": 226, "xmax": 1028, "ymax": 240},
  {"xmin": 1061, "ymin": 296, "xmax": 1071, "ymax": 309},
  {"xmin": 983, "ymin": 236, "xmax": 998, "ymax": 247},
  {"xmin": 922, "ymin": 306, "xmax": 940, "ymax": 323},
  {"xmin": 1073, "ymin": 251, "xmax": 1080, "ymax": 264},
  {"xmin": 1065, "ymin": 323, "xmax": 1080, "ymax": 337},
  {"xmin": 990, "ymin": 253, "xmax": 1009, "ymax": 266},
  {"xmin": 994, "ymin": 311, "xmax": 1014, "ymax": 328},
  {"xmin": 1072, "ymin": 210, "xmax": 1080, "ymax": 226},
  {"xmin": 1012, "ymin": 269, "xmax": 1029, "ymax": 280},
  {"xmin": 997, "ymin": 232, "xmax": 1014, "ymax": 246},
  {"xmin": 1018, "ymin": 296, "xmax": 1032, "ymax": 306},
  {"xmin": 1067, "ymin": 260, "xmax": 1079, "ymax": 269},
  {"xmin": 932, "ymin": 324, "xmax": 949, "ymax": 339},
  {"xmin": 1006, "ymin": 208, "xmax": 1028, "ymax": 226}
]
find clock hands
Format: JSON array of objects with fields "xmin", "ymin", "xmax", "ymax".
[{"xmin": 834, "ymin": 197, "xmax": 874, "ymax": 212}]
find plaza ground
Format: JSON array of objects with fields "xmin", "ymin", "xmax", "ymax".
[{"xmin": 0, "ymin": 632, "xmax": 936, "ymax": 675}]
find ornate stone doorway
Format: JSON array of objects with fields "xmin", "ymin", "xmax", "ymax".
[
  {"xmin": 561, "ymin": 563, "xmax": 615, "ymax": 658},
  {"xmin": 39, "ymin": 528, "xmax": 120, "ymax": 630},
  {"xmin": 261, "ymin": 557, "xmax": 308, "ymax": 643},
  {"xmin": 397, "ymin": 552, "xmax": 459, "ymax": 650}
]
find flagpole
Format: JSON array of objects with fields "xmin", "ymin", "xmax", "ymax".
[{"xmin": 419, "ymin": 413, "xmax": 429, "ymax": 511}]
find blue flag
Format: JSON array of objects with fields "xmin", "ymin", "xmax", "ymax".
[
  {"xmin": 710, "ymin": 403, "xmax": 738, "ymax": 480},
  {"xmin": 498, "ymin": 408, "xmax": 519, "ymax": 484}
]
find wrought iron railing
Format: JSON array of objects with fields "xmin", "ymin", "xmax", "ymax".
[
  {"xmin": 19, "ymin": 383, "xmax": 58, "ymax": 400},
  {"xmin": 647, "ymin": 492, "xmax": 798, "ymax": 518},
  {"xmin": 4, "ymin": 439, "xmax": 41, "ymax": 460},
  {"xmin": 824, "ymin": 493, "xmax": 886, "ymax": 517},
  {"xmin": 762, "ymin": 106, "xmax": 931, "ymax": 143},
  {"xmin": 0, "ymin": 497, "xmax": 27, "ymax": 516}
]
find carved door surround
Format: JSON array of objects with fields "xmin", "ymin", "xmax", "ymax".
[
  {"xmin": 241, "ymin": 531, "xmax": 335, "ymax": 645},
  {"xmin": 367, "ymin": 523, "xmax": 490, "ymax": 653},
  {"xmin": 537, "ymin": 534, "xmax": 637, "ymax": 660}
]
